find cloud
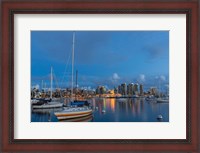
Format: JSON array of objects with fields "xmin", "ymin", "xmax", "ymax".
[
  {"xmin": 139, "ymin": 74, "xmax": 145, "ymax": 82},
  {"xmin": 32, "ymin": 84, "xmax": 40, "ymax": 89},
  {"xmin": 108, "ymin": 73, "xmax": 121, "ymax": 87},
  {"xmin": 160, "ymin": 75, "xmax": 166, "ymax": 81},
  {"xmin": 112, "ymin": 73, "xmax": 120, "ymax": 80},
  {"xmin": 155, "ymin": 75, "xmax": 166, "ymax": 81}
]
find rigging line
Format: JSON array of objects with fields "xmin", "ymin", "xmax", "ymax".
[
  {"xmin": 53, "ymin": 73, "xmax": 63, "ymax": 98},
  {"xmin": 60, "ymin": 51, "xmax": 71, "ymax": 87},
  {"xmin": 53, "ymin": 73, "xmax": 59, "ymax": 89},
  {"xmin": 32, "ymin": 74, "xmax": 50, "ymax": 81}
]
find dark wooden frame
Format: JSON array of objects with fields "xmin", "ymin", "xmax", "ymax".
[{"xmin": 0, "ymin": 0, "xmax": 199, "ymax": 152}]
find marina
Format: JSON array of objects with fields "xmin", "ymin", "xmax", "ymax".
[{"xmin": 31, "ymin": 97, "xmax": 169, "ymax": 122}]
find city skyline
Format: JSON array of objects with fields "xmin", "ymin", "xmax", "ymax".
[{"xmin": 31, "ymin": 31, "xmax": 169, "ymax": 89}]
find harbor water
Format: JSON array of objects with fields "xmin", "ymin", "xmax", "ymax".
[{"xmin": 31, "ymin": 98, "xmax": 169, "ymax": 122}]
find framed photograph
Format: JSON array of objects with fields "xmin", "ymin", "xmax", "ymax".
[{"xmin": 0, "ymin": 0, "xmax": 199, "ymax": 152}]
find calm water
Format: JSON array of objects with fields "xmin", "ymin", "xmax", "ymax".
[{"xmin": 31, "ymin": 98, "xmax": 169, "ymax": 122}]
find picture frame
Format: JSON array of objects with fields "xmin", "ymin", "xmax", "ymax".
[{"xmin": 0, "ymin": 0, "xmax": 199, "ymax": 152}]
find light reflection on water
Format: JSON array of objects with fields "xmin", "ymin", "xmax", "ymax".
[{"xmin": 31, "ymin": 98, "xmax": 169, "ymax": 122}]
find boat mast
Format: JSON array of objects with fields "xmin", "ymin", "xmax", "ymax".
[
  {"xmin": 41, "ymin": 80, "xmax": 43, "ymax": 90},
  {"xmin": 50, "ymin": 66, "xmax": 53, "ymax": 99},
  {"xmin": 76, "ymin": 70, "xmax": 78, "ymax": 89},
  {"xmin": 71, "ymin": 32, "xmax": 75, "ymax": 101},
  {"xmin": 75, "ymin": 70, "xmax": 78, "ymax": 100}
]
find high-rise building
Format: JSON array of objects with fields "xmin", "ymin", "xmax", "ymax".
[
  {"xmin": 133, "ymin": 83, "xmax": 139, "ymax": 95},
  {"xmin": 121, "ymin": 83, "xmax": 127, "ymax": 95},
  {"xmin": 118, "ymin": 85, "xmax": 122, "ymax": 94},
  {"xmin": 149, "ymin": 87, "xmax": 157, "ymax": 95},
  {"xmin": 127, "ymin": 83, "xmax": 134, "ymax": 96},
  {"xmin": 114, "ymin": 87, "xmax": 118, "ymax": 94},
  {"xmin": 139, "ymin": 84, "xmax": 144, "ymax": 96},
  {"xmin": 96, "ymin": 86, "xmax": 100, "ymax": 94}
]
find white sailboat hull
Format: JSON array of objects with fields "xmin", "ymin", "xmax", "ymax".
[
  {"xmin": 58, "ymin": 115, "xmax": 93, "ymax": 122},
  {"xmin": 55, "ymin": 109, "xmax": 92, "ymax": 120},
  {"xmin": 32, "ymin": 103, "xmax": 63, "ymax": 109},
  {"xmin": 157, "ymin": 98, "xmax": 169, "ymax": 103}
]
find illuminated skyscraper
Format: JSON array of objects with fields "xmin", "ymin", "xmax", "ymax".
[
  {"xmin": 114, "ymin": 87, "xmax": 118, "ymax": 94},
  {"xmin": 127, "ymin": 83, "xmax": 134, "ymax": 96},
  {"xmin": 118, "ymin": 85, "xmax": 122, "ymax": 94},
  {"xmin": 121, "ymin": 83, "xmax": 127, "ymax": 95},
  {"xmin": 133, "ymin": 83, "xmax": 139, "ymax": 95},
  {"xmin": 139, "ymin": 84, "xmax": 144, "ymax": 96}
]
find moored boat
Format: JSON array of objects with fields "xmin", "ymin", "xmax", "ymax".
[
  {"xmin": 32, "ymin": 102, "xmax": 63, "ymax": 109},
  {"xmin": 31, "ymin": 98, "xmax": 40, "ymax": 104},
  {"xmin": 156, "ymin": 97, "xmax": 169, "ymax": 103},
  {"xmin": 32, "ymin": 67, "xmax": 64, "ymax": 109},
  {"xmin": 71, "ymin": 100, "xmax": 90, "ymax": 107},
  {"xmin": 32, "ymin": 107, "xmax": 63, "ymax": 114},
  {"xmin": 54, "ymin": 32, "xmax": 93, "ymax": 120},
  {"xmin": 54, "ymin": 107, "xmax": 92, "ymax": 120},
  {"xmin": 145, "ymin": 95, "xmax": 157, "ymax": 102}
]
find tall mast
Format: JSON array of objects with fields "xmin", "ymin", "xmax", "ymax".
[
  {"xmin": 71, "ymin": 32, "xmax": 75, "ymax": 100},
  {"xmin": 50, "ymin": 66, "xmax": 53, "ymax": 99},
  {"xmin": 75, "ymin": 70, "xmax": 78, "ymax": 100},
  {"xmin": 41, "ymin": 80, "xmax": 43, "ymax": 90},
  {"xmin": 76, "ymin": 70, "xmax": 78, "ymax": 88}
]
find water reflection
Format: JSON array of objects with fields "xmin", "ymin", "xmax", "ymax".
[
  {"xmin": 31, "ymin": 98, "xmax": 169, "ymax": 122},
  {"xmin": 110, "ymin": 98, "xmax": 115, "ymax": 112},
  {"xmin": 91, "ymin": 98, "xmax": 168, "ymax": 122}
]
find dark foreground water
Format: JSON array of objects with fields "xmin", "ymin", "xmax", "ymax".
[{"xmin": 31, "ymin": 98, "xmax": 169, "ymax": 122}]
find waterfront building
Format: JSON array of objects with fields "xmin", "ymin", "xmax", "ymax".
[
  {"xmin": 108, "ymin": 90, "xmax": 114, "ymax": 95},
  {"xmin": 118, "ymin": 85, "xmax": 122, "ymax": 94},
  {"xmin": 96, "ymin": 86, "xmax": 106, "ymax": 95},
  {"xmin": 114, "ymin": 87, "xmax": 118, "ymax": 94},
  {"xmin": 96, "ymin": 86, "xmax": 100, "ymax": 94},
  {"xmin": 121, "ymin": 83, "xmax": 127, "ymax": 95},
  {"xmin": 82, "ymin": 89, "xmax": 88, "ymax": 96},
  {"xmin": 101, "ymin": 86, "xmax": 106, "ymax": 94},
  {"xmin": 139, "ymin": 84, "xmax": 144, "ymax": 96},
  {"xmin": 133, "ymin": 83, "xmax": 139, "ymax": 95},
  {"xmin": 127, "ymin": 83, "xmax": 134, "ymax": 96},
  {"xmin": 87, "ymin": 90, "xmax": 95, "ymax": 96},
  {"xmin": 54, "ymin": 88, "xmax": 61, "ymax": 98},
  {"xmin": 149, "ymin": 87, "xmax": 157, "ymax": 95}
]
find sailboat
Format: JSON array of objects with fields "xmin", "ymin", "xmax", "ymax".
[
  {"xmin": 32, "ymin": 67, "xmax": 63, "ymax": 109},
  {"xmin": 156, "ymin": 82, "xmax": 169, "ymax": 103},
  {"xmin": 54, "ymin": 32, "xmax": 92, "ymax": 120},
  {"xmin": 156, "ymin": 97, "xmax": 169, "ymax": 103}
]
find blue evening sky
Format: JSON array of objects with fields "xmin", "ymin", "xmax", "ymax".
[{"xmin": 31, "ymin": 31, "xmax": 169, "ymax": 90}]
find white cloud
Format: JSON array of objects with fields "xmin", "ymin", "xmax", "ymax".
[
  {"xmin": 155, "ymin": 75, "xmax": 166, "ymax": 81},
  {"xmin": 160, "ymin": 75, "xmax": 166, "ymax": 81},
  {"xmin": 112, "ymin": 73, "xmax": 120, "ymax": 80},
  {"xmin": 32, "ymin": 84, "xmax": 40, "ymax": 89},
  {"xmin": 139, "ymin": 74, "xmax": 145, "ymax": 82}
]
